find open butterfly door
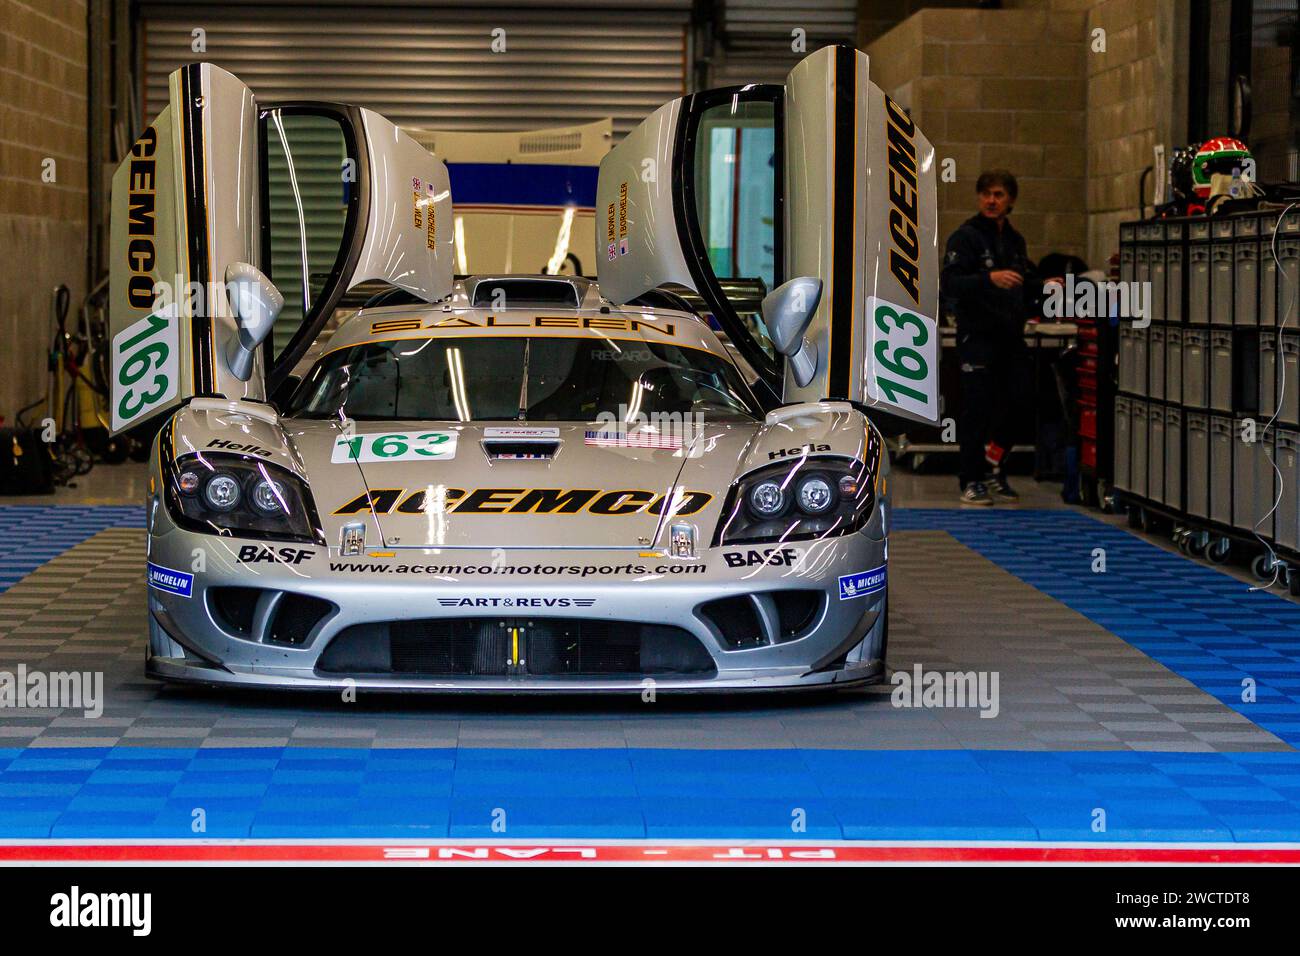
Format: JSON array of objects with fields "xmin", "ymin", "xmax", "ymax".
[
  {"xmin": 596, "ymin": 44, "xmax": 940, "ymax": 425},
  {"xmin": 108, "ymin": 62, "xmax": 455, "ymax": 434}
]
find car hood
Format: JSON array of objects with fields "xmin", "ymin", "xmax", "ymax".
[{"xmin": 286, "ymin": 419, "xmax": 758, "ymax": 550}]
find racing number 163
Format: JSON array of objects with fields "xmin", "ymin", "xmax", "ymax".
[
  {"xmin": 336, "ymin": 432, "xmax": 452, "ymax": 460},
  {"xmin": 872, "ymin": 304, "xmax": 929, "ymax": 406},
  {"xmin": 115, "ymin": 309, "xmax": 173, "ymax": 422}
]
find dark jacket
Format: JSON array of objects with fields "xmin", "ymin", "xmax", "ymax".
[{"xmin": 940, "ymin": 214, "xmax": 1036, "ymax": 348}]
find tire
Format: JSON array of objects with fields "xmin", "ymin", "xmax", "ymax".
[
  {"xmin": 1207, "ymin": 538, "xmax": 1232, "ymax": 564},
  {"xmin": 1187, "ymin": 534, "xmax": 1208, "ymax": 558}
]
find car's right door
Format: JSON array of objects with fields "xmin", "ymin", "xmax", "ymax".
[{"xmin": 596, "ymin": 44, "xmax": 940, "ymax": 425}]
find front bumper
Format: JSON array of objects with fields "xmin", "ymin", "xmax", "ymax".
[{"xmin": 144, "ymin": 507, "xmax": 889, "ymax": 695}]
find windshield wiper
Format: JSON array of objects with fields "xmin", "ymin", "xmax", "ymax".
[{"xmin": 516, "ymin": 338, "xmax": 530, "ymax": 421}]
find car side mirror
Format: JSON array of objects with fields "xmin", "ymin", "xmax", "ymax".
[
  {"xmin": 224, "ymin": 261, "xmax": 283, "ymax": 382},
  {"xmin": 762, "ymin": 276, "xmax": 821, "ymax": 388}
]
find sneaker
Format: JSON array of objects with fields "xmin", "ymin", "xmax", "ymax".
[
  {"xmin": 960, "ymin": 482, "xmax": 994, "ymax": 506},
  {"xmin": 989, "ymin": 471, "xmax": 1020, "ymax": 502}
]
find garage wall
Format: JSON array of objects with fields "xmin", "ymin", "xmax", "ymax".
[
  {"xmin": 139, "ymin": 4, "xmax": 690, "ymax": 139},
  {"xmin": 866, "ymin": 0, "xmax": 1184, "ymax": 273},
  {"xmin": 864, "ymin": 6, "xmax": 1089, "ymax": 267},
  {"xmin": 0, "ymin": 0, "xmax": 88, "ymax": 421},
  {"xmin": 1081, "ymin": 0, "xmax": 1184, "ymax": 270}
]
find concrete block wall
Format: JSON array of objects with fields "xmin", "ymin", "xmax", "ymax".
[
  {"xmin": 865, "ymin": 0, "xmax": 1181, "ymax": 274},
  {"xmin": 0, "ymin": 0, "xmax": 88, "ymax": 422},
  {"xmin": 865, "ymin": 6, "xmax": 1089, "ymax": 266},
  {"xmin": 1083, "ymin": 0, "xmax": 1169, "ymax": 270}
]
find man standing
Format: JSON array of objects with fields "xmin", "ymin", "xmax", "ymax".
[{"xmin": 940, "ymin": 169, "xmax": 1035, "ymax": 506}]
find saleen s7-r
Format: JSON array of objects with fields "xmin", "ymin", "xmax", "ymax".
[{"xmin": 109, "ymin": 45, "xmax": 939, "ymax": 692}]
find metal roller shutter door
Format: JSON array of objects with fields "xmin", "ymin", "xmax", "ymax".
[
  {"xmin": 712, "ymin": 0, "xmax": 857, "ymax": 86},
  {"xmin": 140, "ymin": 4, "xmax": 689, "ymax": 138}
]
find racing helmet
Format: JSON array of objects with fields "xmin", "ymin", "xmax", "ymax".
[
  {"xmin": 1191, "ymin": 137, "xmax": 1252, "ymax": 198},
  {"xmin": 1169, "ymin": 144, "xmax": 1200, "ymax": 201}
]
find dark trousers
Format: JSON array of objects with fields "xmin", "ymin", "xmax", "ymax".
[{"xmin": 957, "ymin": 336, "xmax": 1030, "ymax": 488}]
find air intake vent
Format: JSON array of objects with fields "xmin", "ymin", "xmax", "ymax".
[
  {"xmin": 481, "ymin": 439, "xmax": 561, "ymax": 461},
  {"xmin": 773, "ymin": 591, "xmax": 822, "ymax": 640},
  {"xmin": 267, "ymin": 594, "xmax": 334, "ymax": 647},
  {"xmin": 697, "ymin": 591, "xmax": 823, "ymax": 647},
  {"xmin": 698, "ymin": 595, "xmax": 764, "ymax": 649},
  {"xmin": 470, "ymin": 278, "xmax": 580, "ymax": 309},
  {"xmin": 208, "ymin": 587, "xmax": 262, "ymax": 637},
  {"xmin": 519, "ymin": 132, "xmax": 583, "ymax": 154}
]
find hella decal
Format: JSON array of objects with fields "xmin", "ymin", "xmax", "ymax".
[
  {"xmin": 884, "ymin": 96, "xmax": 922, "ymax": 306},
  {"xmin": 147, "ymin": 562, "xmax": 193, "ymax": 598},
  {"xmin": 237, "ymin": 546, "xmax": 314, "ymax": 566},
  {"xmin": 724, "ymin": 547, "xmax": 803, "ymax": 569},
  {"xmin": 333, "ymin": 487, "xmax": 713, "ymax": 517},
  {"xmin": 208, "ymin": 438, "xmax": 276, "ymax": 458},
  {"xmin": 838, "ymin": 565, "xmax": 886, "ymax": 600},
  {"xmin": 767, "ymin": 443, "xmax": 831, "ymax": 460}
]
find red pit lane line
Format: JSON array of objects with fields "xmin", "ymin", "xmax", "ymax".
[{"xmin": 1, "ymin": 844, "xmax": 1299, "ymax": 863}]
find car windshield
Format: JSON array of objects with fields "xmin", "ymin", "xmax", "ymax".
[{"xmin": 284, "ymin": 335, "xmax": 762, "ymax": 422}]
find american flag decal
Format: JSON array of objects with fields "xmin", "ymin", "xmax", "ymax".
[{"xmin": 584, "ymin": 430, "xmax": 682, "ymax": 450}]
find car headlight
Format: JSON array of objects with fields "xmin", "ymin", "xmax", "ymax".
[
  {"xmin": 714, "ymin": 455, "xmax": 878, "ymax": 546},
  {"xmin": 166, "ymin": 450, "xmax": 322, "ymax": 543}
]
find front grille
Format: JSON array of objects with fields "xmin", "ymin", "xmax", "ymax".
[
  {"xmin": 316, "ymin": 617, "xmax": 715, "ymax": 679},
  {"xmin": 390, "ymin": 619, "xmax": 508, "ymax": 675},
  {"xmin": 526, "ymin": 620, "xmax": 713, "ymax": 675}
]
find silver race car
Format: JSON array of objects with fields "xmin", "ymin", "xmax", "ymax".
[{"xmin": 109, "ymin": 45, "xmax": 938, "ymax": 692}]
